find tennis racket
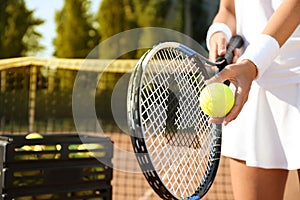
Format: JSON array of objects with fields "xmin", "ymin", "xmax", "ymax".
[{"xmin": 127, "ymin": 35, "xmax": 244, "ymax": 200}]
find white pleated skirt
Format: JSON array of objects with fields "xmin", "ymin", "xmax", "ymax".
[{"xmin": 221, "ymin": 81, "xmax": 300, "ymax": 170}]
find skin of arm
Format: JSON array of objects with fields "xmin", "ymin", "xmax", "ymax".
[
  {"xmin": 207, "ymin": 0, "xmax": 300, "ymax": 125},
  {"xmin": 208, "ymin": 0, "xmax": 236, "ymax": 60}
]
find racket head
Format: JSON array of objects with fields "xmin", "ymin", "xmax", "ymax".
[{"xmin": 127, "ymin": 42, "xmax": 222, "ymax": 199}]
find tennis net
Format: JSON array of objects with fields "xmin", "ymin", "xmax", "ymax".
[{"xmin": 0, "ymin": 57, "xmax": 234, "ymax": 200}]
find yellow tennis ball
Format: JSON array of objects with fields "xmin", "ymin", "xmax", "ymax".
[
  {"xmin": 25, "ymin": 133, "xmax": 43, "ymax": 139},
  {"xmin": 199, "ymin": 83, "xmax": 234, "ymax": 118}
]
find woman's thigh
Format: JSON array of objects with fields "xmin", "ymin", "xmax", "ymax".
[{"xmin": 229, "ymin": 158, "xmax": 289, "ymax": 200}]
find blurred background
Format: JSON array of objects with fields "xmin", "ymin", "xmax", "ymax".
[
  {"xmin": 0, "ymin": 0, "xmax": 218, "ymax": 59},
  {"xmin": 0, "ymin": 0, "xmax": 298, "ymax": 199}
]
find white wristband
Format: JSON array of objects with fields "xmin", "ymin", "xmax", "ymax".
[
  {"xmin": 206, "ymin": 23, "xmax": 232, "ymax": 50},
  {"xmin": 238, "ymin": 34, "xmax": 280, "ymax": 79}
]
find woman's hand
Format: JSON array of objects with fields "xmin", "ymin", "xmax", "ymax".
[
  {"xmin": 207, "ymin": 32, "xmax": 257, "ymax": 125},
  {"xmin": 206, "ymin": 59, "xmax": 257, "ymax": 125},
  {"xmin": 209, "ymin": 32, "xmax": 241, "ymax": 63},
  {"xmin": 209, "ymin": 32, "xmax": 229, "ymax": 61}
]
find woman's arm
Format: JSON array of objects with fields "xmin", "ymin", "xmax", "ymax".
[
  {"xmin": 207, "ymin": 0, "xmax": 236, "ymax": 61},
  {"xmin": 207, "ymin": 0, "xmax": 300, "ymax": 125},
  {"xmin": 212, "ymin": 0, "xmax": 236, "ymax": 33},
  {"xmin": 263, "ymin": 0, "xmax": 300, "ymax": 47}
]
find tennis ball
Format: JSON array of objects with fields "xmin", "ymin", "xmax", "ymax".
[
  {"xmin": 199, "ymin": 83, "xmax": 234, "ymax": 118},
  {"xmin": 25, "ymin": 133, "xmax": 43, "ymax": 139}
]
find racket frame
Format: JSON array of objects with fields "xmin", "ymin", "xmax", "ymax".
[{"xmin": 127, "ymin": 42, "xmax": 223, "ymax": 199}]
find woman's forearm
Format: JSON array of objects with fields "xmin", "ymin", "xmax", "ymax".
[
  {"xmin": 262, "ymin": 0, "xmax": 300, "ymax": 46},
  {"xmin": 212, "ymin": 0, "xmax": 237, "ymax": 35}
]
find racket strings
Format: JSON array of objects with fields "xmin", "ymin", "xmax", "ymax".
[
  {"xmin": 140, "ymin": 50, "xmax": 181, "ymax": 136},
  {"xmin": 164, "ymin": 50, "xmax": 209, "ymax": 149},
  {"xmin": 140, "ymin": 47, "xmax": 215, "ymax": 198}
]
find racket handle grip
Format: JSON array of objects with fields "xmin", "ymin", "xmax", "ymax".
[
  {"xmin": 216, "ymin": 35, "xmax": 244, "ymax": 71},
  {"xmin": 216, "ymin": 35, "xmax": 244, "ymax": 86}
]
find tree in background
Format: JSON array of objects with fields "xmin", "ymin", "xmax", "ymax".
[
  {"xmin": 188, "ymin": 0, "xmax": 219, "ymax": 46},
  {"xmin": 97, "ymin": 0, "xmax": 184, "ymax": 59},
  {"xmin": 96, "ymin": 0, "xmax": 218, "ymax": 59},
  {"xmin": 97, "ymin": 0, "xmax": 136, "ymax": 39},
  {"xmin": 53, "ymin": 0, "xmax": 100, "ymax": 58},
  {"xmin": 132, "ymin": 0, "xmax": 184, "ymax": 57},
  {"xmin": 96, "ymin": 0, "xmax": 137, "ymax": 59},
  {"xmin": 133, "ymin": 0, "xmax": 181, "ymax": 29},
  {"xmin": 133, "ymin": 0, "xmax": 218, "ymax": 48},
  {"xmin": 0, "ymin": 0, "xmax": 44, "ymax": 58}
]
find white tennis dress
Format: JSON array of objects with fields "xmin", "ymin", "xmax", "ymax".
[{"xmin": 221, "ymin": 0, "xmax": 300, "ymax": 169}]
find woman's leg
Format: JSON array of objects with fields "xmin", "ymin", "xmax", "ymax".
[
  {"xmin": 229, "ymin": 158, "xmax": 289, "ymax": 200},
  {"xmin": 298, "ymin": 169, "xmax": 300, "ymax": 184}
]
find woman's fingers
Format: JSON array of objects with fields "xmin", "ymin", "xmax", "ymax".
[
  {"xmin": 209, "ymin": 32, "xmax": 228, "ymax": 61},
  {"xmin": 205, "ymin": 60, "xmax": 257, "ymax": 125}
]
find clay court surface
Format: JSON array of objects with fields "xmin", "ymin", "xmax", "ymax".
[{"xmin": 107, "ymin": 132, "xmax": 299, "ymax": 200}]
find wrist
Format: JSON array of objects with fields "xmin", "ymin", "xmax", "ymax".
[
  {"xmin": 239, "ymin": 59, "xmax": 258, "ymax": 81},
  {"xmin": 206, "ymin": 23, "xmax": 232, "ymax": 50},
  {"xmin": 237, "ymin": 34, "xmax": 280, "ymax": 79}
]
